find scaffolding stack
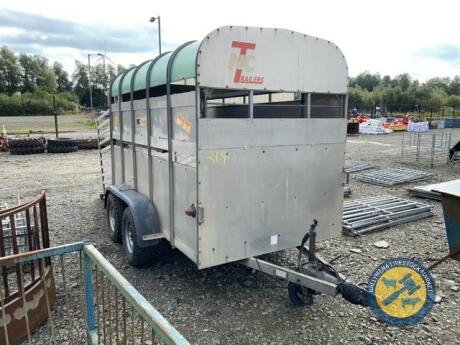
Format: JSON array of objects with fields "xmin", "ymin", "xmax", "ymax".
[{"xmin": 401, "ymin": 132, "xmax": 452, "ymax": 168}]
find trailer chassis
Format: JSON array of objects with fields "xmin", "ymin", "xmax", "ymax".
[{"xmin": 240, "ymin": 220, "xmax": 370, "ymax": 307}]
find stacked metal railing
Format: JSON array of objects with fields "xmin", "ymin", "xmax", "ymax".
[
  {"xmin": 344, "ymin": 161, "xmax": 375, "ymax": 174},
  {"xmin": 357, "ymin": 168, "xmax": 432, "ymax": 186},
  {"xmin": 343, "ymin": 196, "xmax": 433, "ymax": 235}
]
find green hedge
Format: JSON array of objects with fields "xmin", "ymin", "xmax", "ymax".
[{"xmin": 0, "ymin": 91, "xmax": 79, "ymax": 116}]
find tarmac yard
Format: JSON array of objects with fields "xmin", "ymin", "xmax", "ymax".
[{"xmin": 1, "ymin": 129, "xmax": 459, "ymax": 345}]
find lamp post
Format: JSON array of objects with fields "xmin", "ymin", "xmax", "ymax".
[
  {"xmin": 88, "ymin": 53, "xmax": 118, "ymax": 112},
  {"xmin": 87, "ymin": 53, "xmax": 100, "ymax": 113},
  {"xmin": 97, "ymin": 53, "xmax": 109, "ymax": 109},
  {"xmin": 149, "ymin": 16, "xmax": 162, "ymax": 55}
]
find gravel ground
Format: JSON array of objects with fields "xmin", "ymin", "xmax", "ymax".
[{"xmin": 0, "ymin": 129, "xmax": 459, "ymax": 345}]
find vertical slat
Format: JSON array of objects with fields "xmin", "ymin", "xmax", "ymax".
[
  {"xmin": 131, "ymin": 305, "xmax": 135, "ymax": 345},
  {"xmin": 38, "ymin": 198, "xmax": 50, "ymax": 251},
  {"xmin": 151, "ymin": 328, "xmax": 156, "ymax": 345},
  {"xmin": 96, "ymin": 268, "xmax": 102, "ymax": 342},
  {"xmin": 115, "ymin": 289, "xmax": 119, "ymax": 345},
  {"xmin": 83, "ymin": 252, "xmax": 97, "ymax": 343},
  {"xmin": 25, "ymin": 209, "xmax": 35, "ymax": 282},
  {"xmin": 123, "ymin": 298, "xmax": 127, "ymax": 345},
  {"xmin": 9, "ymin": 215, "xmax": 23, "ymax": 293},
  {"xmin": 40, "ymin": 258, "xmax": 57, "ymax": 345},
  {"xmin": 0, "ymin": 277, "xmax": 10, "ymax": 345},
  {"xmin": 18, "ymin": 263, "xmax": 32, "ymax": 344},
  {"xmin": 0, "ymin": 220, "xmax": 10, "ymax": 297},
  {"xmin": 102, "ymin": 275, "xmax": 107, "ymax": 344},
  {"xmin": 79, "ymin": 252, "xmax": 91, "ymax": 345},
  {"xmin": 108, "ymin": 282, "xmax": 113, "ymax": 345},
  {"xmin": 60, "ymin": 255, "xmax": 76, "ymax": 345},
  {"xmin": 33, "ymin": 205, "xmax": 43, "ymax": 277},
  {"xmin": 141, "ymin": 318, "xmax": 145, "ymax": 345}
]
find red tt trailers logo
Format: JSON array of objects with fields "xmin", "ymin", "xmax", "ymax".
[{"xmin": 229, "ymin": 41, "xmax": 264, "ymax": 85}]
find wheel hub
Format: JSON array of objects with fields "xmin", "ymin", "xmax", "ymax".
[
  {"xmin": 125, "ymin": 220, "xmax": 134, "ymax": 254},
  {"xmin": 108, "ymin": 204, "xmax": 115, "ymax": 233}
]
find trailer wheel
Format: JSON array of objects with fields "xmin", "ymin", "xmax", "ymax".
[
  {"xmin": 106, "ymin": 193, "xmax": 123, "ymax": 243},
  {"xmin": 122, "ymin": 207, "xmax": 151, "ymax": 267},
  {"xmin": 288, "ymin": 282, "xmax": 314, "ymax": 306}
]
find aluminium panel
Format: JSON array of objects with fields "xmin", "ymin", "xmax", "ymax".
[
  {"xmin": 112, "ymin": 103, "xmax": 121, "ymax": 140},
  {"xmin": 152, "ymin": 155, "xmax": 171, "ymax": 239},
  {"xmin": 121, "ymin": 101, "xmax": 132, "ymax": 143},
  {"xmin": 197, "ymin": 118, "xmax": 345, "ymax": 268},
  {"xmin": 133, "ymin": 99, "xmax": 148, "ymax": 145},
  {"xmin": 134, "ymin": 109, "xmax": 148, "ymax": 146},
  {"xmin": 123, "ymin": 147, "xmax": 134, "ymax": 186},
  {"xmin": 198, "ymin": 118, "xmax": 346, "ymax": 149},
  {"xmin": 149, "ymin": 95, "xmax": 169, "ymax": 150},
  {"xmin": 172, "ymin": 163, "xmax": 198, "ymax": 263},
  {"xmin": 197, "ymin": 26, "xmax": 348, "ymax": 93},
  {"xmin": 171, "ymin": 92, "xmax": 196, "ymax": 145},
  {"xmin": 135, "ymin": 148, "xmax": 150, "ymax": 198},
  {"xmin": 113, "ymin": 145, "xmax": 123, "ymax": 185}
]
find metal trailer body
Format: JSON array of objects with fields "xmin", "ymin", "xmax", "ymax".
[{"xmin": 107, "ymin": 26, "xmax": 348, "ymax": 270}]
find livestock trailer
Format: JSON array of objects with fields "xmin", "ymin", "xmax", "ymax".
[{"xmin": 103, "ymin": 26, "xmax": 368, "ymax": 305}]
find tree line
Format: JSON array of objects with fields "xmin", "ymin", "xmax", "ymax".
[
  {"xmin": 0, "ymin": 46, "xmax": 127, "ymax": 116},
  {"xmin": 348, "ymin": 72, "xmax": 460, "ymax": 115},
  {"xmin": 1, "ymin": 45, "xmax": 460, "ymax": 116}
]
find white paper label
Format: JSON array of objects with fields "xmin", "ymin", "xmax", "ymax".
[{"xmin": 270, "ymin": 234, "xmax": 278, "ymax": 245}]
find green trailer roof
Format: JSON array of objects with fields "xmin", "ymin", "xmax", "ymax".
[{"xmin": 111, "ymin": 41, "xmax": 200, "ymax": 97}]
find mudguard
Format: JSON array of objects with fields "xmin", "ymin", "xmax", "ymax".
[{"xmin": 105, "ymin": 186, "xmax": 161, "ymax": 248}]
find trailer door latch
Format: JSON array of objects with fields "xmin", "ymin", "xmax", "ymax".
[
  {"xmin": 185, "ymin": 203, "xmax": 204, "ymax": 224},
  {"xmin": 197, "ymin": 203, "xmax": 204, "ymax": 224}
]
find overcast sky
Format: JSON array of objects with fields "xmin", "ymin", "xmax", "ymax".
[{"xmin": 0, "ymin": 0, "xmax": 459, "ymax": 80}]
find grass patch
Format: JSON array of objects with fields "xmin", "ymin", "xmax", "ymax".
[{"xmin": 79, "ymin": 119, "xmax": 97, "ymax": 129}]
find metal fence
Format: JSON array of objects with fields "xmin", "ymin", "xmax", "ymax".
[
  {"xmin": 400, "ymin": 132, "xmax": 452, "ymax": 168},
  {"xmin": 0, "ymin": 192, "xmax": 188, "ymax": 345},
  {"xmin": 0, "ymin": 242, "xmax": 189, "ymax": 345},
  {"xmin": 351, "ymin": 104, "xmax": 458, "ymax": 119}
]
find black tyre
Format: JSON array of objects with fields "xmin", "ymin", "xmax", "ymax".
[
  {"xmin": 47, "ymin": 138, "xmax": 77, "ymax": 148},
  {"xmin": 47, "ymin": 145, "xmax": 78, "ymax": 153},
  {"xmin": 106, "ymin": 193, "xmax": 124, "ymax": 243},
  {"xmin": 122, "ymin": 207, "xmax": 153, "ymax": 267},
  {"xmin": 9, "ymin": 138, "xmax": 44, "ymax": 149},
  {"xmin": 10, "ymin": 144, "xmax": 45, "ymax": 155},
  {"xmin": 288, "ymin": 282, "xmax": 314, "ymax": 306}
]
